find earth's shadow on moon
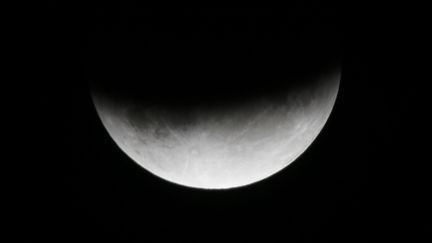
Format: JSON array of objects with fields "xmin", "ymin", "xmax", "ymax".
[{"xmin": 86, "ymin": 9, "xmax": 342, "ymax": 189}]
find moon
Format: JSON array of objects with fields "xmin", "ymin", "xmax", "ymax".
[{"xmin": 91, "ymin": 70, "xmax": 340, "ymax": 189}]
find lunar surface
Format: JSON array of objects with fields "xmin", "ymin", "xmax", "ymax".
[{"xmin": 92, "ymin": 71, "xmax": 340, "ymax": 189}]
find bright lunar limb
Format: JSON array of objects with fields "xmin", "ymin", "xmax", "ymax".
[{"xmin": 92, "ymin": 71, "xmax": 340, "ymax": 189}]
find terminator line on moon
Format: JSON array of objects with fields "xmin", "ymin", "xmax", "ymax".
[{"xmin": 92, "ymin": 71, "xmax": 340, "ymax": 189}]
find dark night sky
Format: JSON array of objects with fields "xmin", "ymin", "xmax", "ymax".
[{"xmin": 23, "ymin": 3, "xmax": 428, "ymax": 243}]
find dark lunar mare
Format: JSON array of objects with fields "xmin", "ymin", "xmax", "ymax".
[{"xmin": 92, "ymin": 66, "xmax": 339, "ymax": 143}]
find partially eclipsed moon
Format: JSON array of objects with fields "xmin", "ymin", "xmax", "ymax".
[{"xmin": 92, "ymin": 71, "xmax": 340, "ymax": 189}]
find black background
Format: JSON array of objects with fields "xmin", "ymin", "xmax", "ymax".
[{"xmin": 23, "ymin": 3, "xmax": 428, "ymax": 243}]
